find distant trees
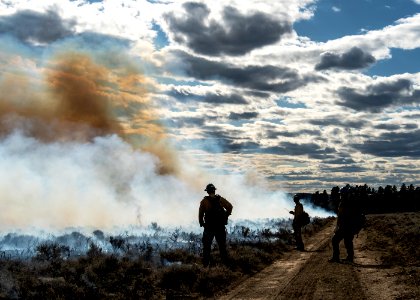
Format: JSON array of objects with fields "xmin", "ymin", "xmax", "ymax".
[{"xmin": 309, "ymin": 183, "xmax": 419, "ymax": 214}]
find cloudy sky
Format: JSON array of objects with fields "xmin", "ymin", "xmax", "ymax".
[{"xmin": 0, "ymin": 0, "xmax": 419, "ymax": 197}]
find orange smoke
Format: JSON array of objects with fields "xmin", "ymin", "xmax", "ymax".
[
  {"xmin": 47, "ymin": 53, "xmax": 122, "ymax": 137},
  {"xmin": 0, "ymin": 52, "xmax": 180, "ymax": 175}
]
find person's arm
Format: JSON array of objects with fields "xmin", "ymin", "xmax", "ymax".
[
  {"xmin": 198, "ymin": 201, "xmax": 205, "ymax": 227},
  {"xmin": 220, "ymin": 197, "xmax": 233, "ymax": 215}
]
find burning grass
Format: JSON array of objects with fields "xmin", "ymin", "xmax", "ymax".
[{"xmin": 0, "ymin": 217, "xmax": 332, "ymax": 299}]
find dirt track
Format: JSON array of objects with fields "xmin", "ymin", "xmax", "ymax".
[{"xmin": 219, "ymin": 217, "xmax": 418, "ymax": 300}]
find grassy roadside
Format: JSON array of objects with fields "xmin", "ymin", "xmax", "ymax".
[{"xmin": 361, "ymin": 212, "xmax": 420, "ymax": 299}]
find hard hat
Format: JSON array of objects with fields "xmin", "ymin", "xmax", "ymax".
[{"xmin": 205, "ymin": 183, "xmax": 216, "ymax": 192}]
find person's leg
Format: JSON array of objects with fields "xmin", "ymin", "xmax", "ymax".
[
  {"xmin": 294, "ymin": 225, "xmax": 304, "ymax": 250},
  {"xmin": 330, "ymin": 229, "xmax": 343, "ymax": 261},
  {"xmin": 215, "ymin": 227, "xmax": 228, "ymax": 264},
  {"xmin": 343, "ymin": 233, "xmax": 354, "ymax": 262},
  {"xmin": 202, "ymin": 228, "xmax": 215, "ymax": 267}
]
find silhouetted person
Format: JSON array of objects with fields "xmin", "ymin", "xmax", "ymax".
[
  {"xmin": 289, "ymin": 195, "xmax": 305, "ymax": 251},
  {"xmin": 329, "ymin": 191, "xmax": 360, "ymax": 263},
  {"xmin": 199, "ymin": 183, "xmax": 233, "ymax": 267}
]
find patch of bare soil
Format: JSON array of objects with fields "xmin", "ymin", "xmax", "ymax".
[{"xmin": 218, "ymin": 212, "xmax": 420, "ymax": 300}]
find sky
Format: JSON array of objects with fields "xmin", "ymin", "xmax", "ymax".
[{"xmin": 0, "ymin": 0, "xmax": 419, "ymax": 229}]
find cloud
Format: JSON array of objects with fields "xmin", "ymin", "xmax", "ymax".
[
  {"xmin": 374, "ymin": 123, "xmax": 418, "ymax": 131},
  {"xmin": 262, "ymin": 141, "xmax": 336, "ymax": 159},
  {"xmin": 168, "ymin": 89, "xmax": 248, "ymax": 104},
  {"xmin": 336, "ymin": 78, "xmax": 420, "ymax": 112},
  {"xmin": 170, "ymin": 50, "xmax": 318, "ymax": 93},
  {"xmin": 165, "ymin": 2, "xmax": 291, "ymax": 56},
  {"xmin": 164, "ymin": 116, "xmax": 206, "ymax": 128},
  {"xmin": 308, "ymin": 116, "xmax": 368, "ymax": 129},
  {"xmin": 324, "ymin": 157, "xmax": 356, "ymax": 165},
  {"xmin": 265, "ymin": 128, "xmax": 322, "ymax": 139},
  {"xmin": 0, "ymin": 9, "xmax": 76, "ymax": 45},
  {"xmin": 315, "ymin": 47, "xmax": 376, "ymax": 70},
  {"xmin": 228, "ymin": 112, "xmax": 259, "ymax": 120},
  {"xmin": 203, "ymin": 92, "xmax": 248, "ymax": 104},
  {"xmin": 351, "ymin": 129, "xmax": 420, "ymax": 157},
  {"xmin": 321, "ymin": 165, "xmax": 366, "ymax": 173}
]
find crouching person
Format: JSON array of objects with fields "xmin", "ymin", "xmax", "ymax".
[{"xmin": 199, "ymin": 183, "xmax": 233, "ymax": 267}]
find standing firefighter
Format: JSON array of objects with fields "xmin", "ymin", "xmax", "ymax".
[
  {"xmin": 329, "ymin": 189, "xmax": 364, "ymax": 263},
  {"xmin": 289, "ymin": 195, "xmax": 306, "ymax": 251},
  {"xmin": 199, "ymin": 183, "xmax": 233, "ymax": 267}
]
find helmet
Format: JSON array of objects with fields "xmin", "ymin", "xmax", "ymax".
[
  {"xmin": 204, "ymin": 183, "xmax": 216, "ymax": 192},
  {"xmin": 293, "ymin": 194, "xmax": 300, "ymax": 201}
]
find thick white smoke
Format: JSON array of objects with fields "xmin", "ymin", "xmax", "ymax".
[{"xmin": 0, "ymin": 130, "xmax": 333, "ymax": 232}]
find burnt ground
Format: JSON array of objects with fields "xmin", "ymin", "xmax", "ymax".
[{"xmin": 218, "ymin": 212, "xmax": 420, "ymax": 300}]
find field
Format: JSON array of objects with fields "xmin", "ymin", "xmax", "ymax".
[
  {"xmin": 0, "ymin": 217, "xmax": 331, "ymax": 299},
  {"xmin": 1, "ymin": 212, "xmax": 418, "ymax": 299}
]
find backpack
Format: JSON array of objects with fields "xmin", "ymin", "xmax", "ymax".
[
  {"xmin": 353, "ymin": 213, "xmax": 366, "ymax": 235},
  {"xmin": 205, "ymin": 195, "xmax": 228, "ymax": 226},
  {"xmin": 300, "ymin": 212, "xmax": 310, "ymax": 227}
]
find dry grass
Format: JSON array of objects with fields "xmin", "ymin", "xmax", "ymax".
[
  {"xmin": 362, "ymin": 212, "xmax": 420, "ymax": 296},
  {"xmin": 0, "ymin": 217, "xmax": 332, "ymax": 299}
]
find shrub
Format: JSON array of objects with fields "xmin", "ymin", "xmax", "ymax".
[
  {"xmin": 35, "ymin": 242, "xmax": 70, "ymax": 262},
  {"xmin": 160, "ymin": 248, "xmax": 199, "ymax": 265}
]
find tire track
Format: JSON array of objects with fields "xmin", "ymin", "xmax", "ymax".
[{"xmin": 218, "ymin": 223, "xmax": 336, "ymax": 300}]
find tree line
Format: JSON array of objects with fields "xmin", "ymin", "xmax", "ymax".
[{"xmin": 306, "ymin": 183, "xmax": 419, "ymax": 214}]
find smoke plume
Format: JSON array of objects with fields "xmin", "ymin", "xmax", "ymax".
[{"xmin": 0, "ymin": 46, "xmax": 329, "ymax": 232}]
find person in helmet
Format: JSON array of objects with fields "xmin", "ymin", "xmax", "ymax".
[
  {"xmin": 329, "ymin": 189, "xmax": 362, "ymax": 263},
  {"xmin": 199, "ymin": 183, "xmax": 233, "ymax": 267},
  {"xmin": 289, "ymin": 195, "xmax": 305, "ymax": 251}
]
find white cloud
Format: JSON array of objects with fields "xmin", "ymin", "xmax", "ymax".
[{"xmin": 332, "ymin": 6, "xmax": 341, "ymax": 12}]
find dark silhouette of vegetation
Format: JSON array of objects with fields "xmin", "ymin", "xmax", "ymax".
[
  {"xmin": 306, "ymin": 183, "xmax": 419, "ymax": 214},
  {"xmin": 0, "ymin": 217, "xmax": 332, "ymax": 299}
]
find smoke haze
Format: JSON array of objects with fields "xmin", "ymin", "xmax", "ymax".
[{"xmin": 0, "ymin": 43, "xmax": 329, "ymax": 232}]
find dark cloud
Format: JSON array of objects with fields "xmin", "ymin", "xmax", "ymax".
[
  {"xmin": 351, "ymin": 130, "xmax": 420, "ymax": 157},
  {"xmin": 309, "ymin": 116, "xmax": 368, "ymax": 129},
  {"xmin": 262, "ymin": 141, "xmax": 336, "ymax": 159},
  {"xmin": 228, "ymin": 112, "xmax": 258, "ymax": 120},
  {"xmin": 315, "ymin": 47, "xmax": 376, "ymax": 71},
  {"xmin": 0, "ymin": 9, "xmax": 76, "ymax": 44},
  {"xmin": 165, "ymin": 2, "xmax": 291, "ymax": 56},
  {"xmin": 336, "ymin": 78, "xmax": 420, "ymax": 112},
  {"xmin": 168, "ymin": 89, "xmax": 248, "ymax": 104},
  {"xmin": 203, "ymin": 93, "xmax": 248, "ymax": 104},
  {"xmin": 392, "ymin": 166, "xmax": 420, "ymax": 176},
  {"xmin": 374, "ymin": 123, "xmax": 418, "ymax": 131},
  {"xmin": 172, "ymin": 50, "xmax": 318, "ymax": 93},
  {"xmin": 265, "ymin": 129, "xmax": 322, "ymax": 139},
  {"xmin": 187, "ymin": 132, "xmax": 260, "ymax": 153},
  {"xmin": 247, "ymin": 91, "xmax": 271, "ymax": 98},
  {"xmin": 194, "ymin": 126, "xmax": 336, "ymax": 158},
  {"xmin": 320, "ymin": 165, "xmax": 366, "ymax": 173},
  {"xmin": 324, "ymin": 157, "xmax": 356, "ymax": 165},
  {"xmin": 406, "ymin": 113, "xmax": 420, "ymax": 120}
]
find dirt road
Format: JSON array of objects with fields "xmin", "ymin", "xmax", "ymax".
[{"xmin": 219, "ymin": 216, "xmax": 418, "ymax": 300}]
